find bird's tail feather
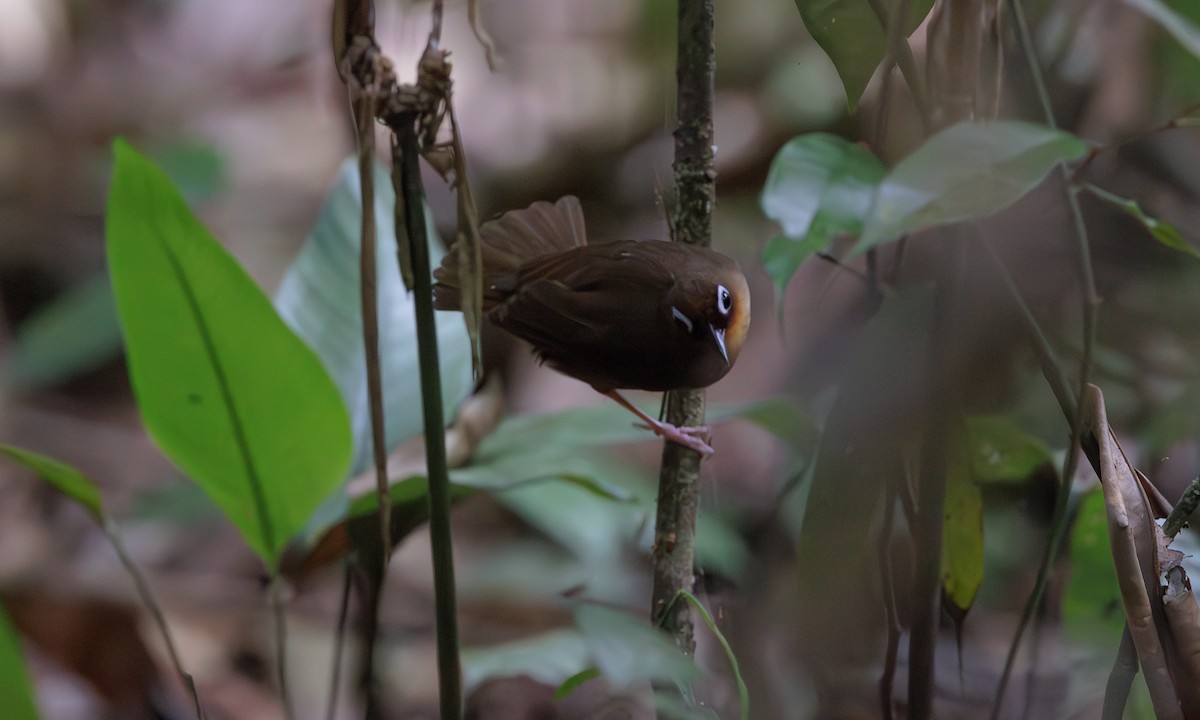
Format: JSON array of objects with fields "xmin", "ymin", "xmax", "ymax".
[{"xmin": 434, "ymin": 196, "xmax": 587, "ymax": 311}]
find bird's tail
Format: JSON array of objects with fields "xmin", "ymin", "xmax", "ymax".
[{"xmin": 433, "ymin": 196, "xmax": 587, "ymax": 312}]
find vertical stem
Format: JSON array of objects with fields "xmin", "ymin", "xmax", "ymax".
[
  {"xmin": 352, "ymin": 93, "xmax": 393, "ymax": 572},
  {"xmin": 270, "ymin": 576, "xmax": 296, "ymax": 720},
  {"xmin": 651, "ymin": 0, "xmax": 715, "ymax": 663},
  {"xmin": 397, "ymin": 123, "xmax": 463, "ymax": 720},
  {"xmin": 104, "ymin": 521, "xmax": 205, "ymax": 720}
]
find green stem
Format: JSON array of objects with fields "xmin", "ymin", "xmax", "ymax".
[
  {"xmin": 992, "ymin": 2, "xmax": 1099, "ymax": 717},
  {"xmin": 270, "ymin": 575, "xmax": 295, "ymax": 720},
  {"xmin": 397, "ymin": 122, "xmax": 462, "ymax": 720},
  {"xmin": 104, "ymin": 520, "xmax": 205, "ymax": 720}
]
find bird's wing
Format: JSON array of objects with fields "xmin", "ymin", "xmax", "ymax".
[{"xmin": 490, "ymin": 242, "xmax": 680, "ymax": 361}]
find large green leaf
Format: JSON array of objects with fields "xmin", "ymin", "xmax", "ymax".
[
  {"xmin": 0, "ymin": 445, "xmax": 104, "ymax": 521},
  {"xmin": 966, "ymin": 415, "xmax": 1054, "ymax": 485},
  {"xmin": 275, "ymin": 159, "xmax": 474, "ymax": 475},
  {"xmin": 0, "ymin": 606, "xmax": 39, "ymax": 720},
  {"xmin": 794, "ymin": 0, "xmax": 933, "ymax": 111},
  {"xmin": 856, "ymin": 121, "xmax": 1089, "ymax": 253},
  {"xmin": 105, "ymin": 139, "xmax": 352, "ymax": 567},
  {"xmin": 761, "ymin": 134, "xmax": 886, "ymax": 304}
]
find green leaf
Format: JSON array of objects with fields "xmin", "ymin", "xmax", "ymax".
[
  {"xmin": 8, "ymin": 273, "xmax": 123, "ymax": 391},
  {"xmin": 794, "ymin": 0, "xmax": 933, "ymax": 111},
  {"xmin": 728, "ymin": 397, "xmax": 819, "ymax": 456},
  {"xmin": 762, "ymin": 134, "xmax": 886, "ymax": 242},
  {"xmin": 856, "ymin": 121, "xmax": 1089, "ymax": 253},
  {"xmin": 761, "ymin": 235, "xmax": 825, "ymax": 313},
  {"xmin": 1, "ymin": 445, "xmax": 104, "ymax": 522},
  {"xmin": 105, "ymin": 139, "xmax": 353, "ymax": 568},
  {"xmin": 966, "ymin": 415, "xmax": 1054, "ymax": 485},
  {"xmin": 275, "ymin": 159, "xmax": 474, "ymax": 475},
  {"xmin": 555, "ymin": 668, "xmax": 601, "ymax": 700},
  {"xmin": 941, "ymin": 441, "xmax": 983, "ymax": 612},
  {"xmin": 0, "ymin": 606, "xmax": 39, "ymax": 720},
  {"xmin": 575, "ymin": 604, "xmax": 699, "ymax": 690},
  {"xmin": 461, "ymin": 629, "xmax": 590, "ymax": 692},
  {"xmin": 1125, "ymin": 0, "xmax": 1200, "ymax": 58},
  {"xmin": 1064, "ymin": 489, "xmax": 1124, "ymax": 638},
  {"xmin": 1084, "ymin": 184, "xmax": 1200, "ymax": 261}
]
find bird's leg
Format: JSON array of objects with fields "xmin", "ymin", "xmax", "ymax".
[{"xmin": 602, "ymin": 390, "xmax": 714, "ymax": 457}]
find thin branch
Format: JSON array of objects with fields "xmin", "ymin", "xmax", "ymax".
[
  {"xmin": 1164, "ymin": 475, "xmax": 1200, "ymax": 538},
  {"xmin": 991, "ymin": 1, "xmax": 1100, "ymax": 715},
  {"xmin": 650, "ymin": 0, "xmax": 717, "ymax": 675}
]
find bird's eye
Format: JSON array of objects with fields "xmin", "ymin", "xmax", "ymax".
[{"xmin": 717, "ymin": 285, "xmax": 732, "ymax": 316}]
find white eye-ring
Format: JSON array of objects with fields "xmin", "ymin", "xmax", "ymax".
[{"xmin": 717, "ymin": 285, "xmax": 732, "ymax": 316}]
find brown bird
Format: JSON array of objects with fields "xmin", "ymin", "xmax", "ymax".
[{"xmin": 433, "ymin": 196, "xmax": 750, "ymax": 456}]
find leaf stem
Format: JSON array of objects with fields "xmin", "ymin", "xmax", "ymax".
[
  {"xmin": 350, "ymin": 85, "xmax": 393, "ymax": 575},
  {"xmin": 103, "ymin": 520, "xmax": 205, "ymax": 720},
  {"xmin": 270, "ymin": 575, "xmax": 295, "ymax": 720}
]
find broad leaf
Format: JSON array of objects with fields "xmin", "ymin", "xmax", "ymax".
[
  {"xmin": 106, "ymin": 139, "xmax": 353, "ymax": 567},
  {"xmin": 761, "ymin": 134, "xmax": 885, "ymax": 305},
  {"xmin": 1085, "ymin": 184, "xmax": 1200, "ymax": 261},
  {"xmin": 856, "ymin": 121, "xmax": 1089, "ymax": 253},
  {"xmin": 0, "ymin": 446, "xmax": 104, "ymax": 521},
  {"xmin": 794, "ymin": 0, "xmax": 934, "ymax": 111},
  {"xmin": 762, "ymin": 134, "xmax": 886, "ymax": 242},
  {"xmin": 0, "ymin": 607, "xmax": 39, "ymax": 720},
  {"xmin": 275, "ymin": 159, "xmax": 474, "ymax": 475},
  {"xmin": 462, "ymin": 629, "xmax": 589, "ymax": 691},
  {"xmin": 575, "ymin": 604, "xmax": 698, "ymax": 689},
  {"xmin": 966, "ymin": 415, "xmax": 1054, "ymax": 485}
]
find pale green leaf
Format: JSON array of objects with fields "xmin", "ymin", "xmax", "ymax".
[
  {"xmin": 275, "ymin": 159, "xmax": 474, "ymax": 475},
  {"xmin": 857, "ymin": 121, "xmax": 1089, "ymax": 253}
]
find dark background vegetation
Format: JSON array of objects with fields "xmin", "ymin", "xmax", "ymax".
[{"xmin": 3, "ymin": 0, "xmax": 1200, "ymax": 718}]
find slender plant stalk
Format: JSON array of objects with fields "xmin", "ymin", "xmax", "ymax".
[
  {"xmin": 325, "ymin": 559, "xmax": 354, "ymax": 720},
  {"xmin": 397, "ymin": 122, "xmax": 463, "ymax": 720},
  {"xmin": 650, "ymin": 0, "xmax": 716, "ymax": 666},
  {"xmin": 991, "ymin": 1, "xmax": 1099, "ymax": 716},
  {"xmin": 269, "ymin": 575, "xmax": 296, "ymax": 720},
  {"xmin": 103, "ymin": 521, "xmax": 205, "ymax": 720},
  {"xmin": 351, "ymin": 89, "xmax": 393, "ymax": 572}
]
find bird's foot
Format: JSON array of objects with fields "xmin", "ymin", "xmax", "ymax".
[{"xmin": 635, "ymin": 420, "xmax": 714, "ymax": 457}]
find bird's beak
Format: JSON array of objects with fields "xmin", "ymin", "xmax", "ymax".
[{"xmin": 711, "ymin": 325, "xmax": 729, "ymax": 365}]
